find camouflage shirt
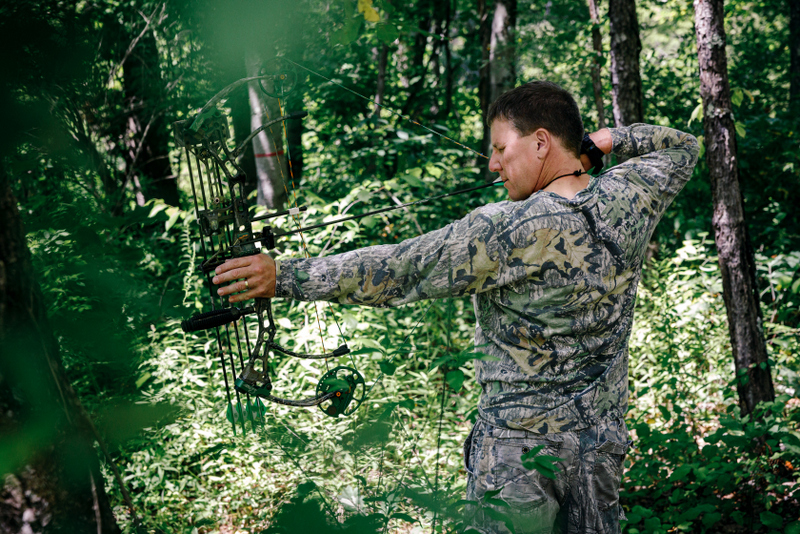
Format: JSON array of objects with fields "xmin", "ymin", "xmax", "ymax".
[{"xmin": 275, "ymin": 124, "xmax": 698, "ymax": 434}]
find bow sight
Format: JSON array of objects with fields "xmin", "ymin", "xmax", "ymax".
[{"xmin": 175, "ymin": 68, "xmax": 364, "ymax": 427}]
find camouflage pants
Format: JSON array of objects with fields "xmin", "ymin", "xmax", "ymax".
[{"xmin": 464, "ymin": 418, "xmax": 630, "ymax": 534}]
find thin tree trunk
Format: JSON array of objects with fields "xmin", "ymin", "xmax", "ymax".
[
  {"xmin": 588, "ymin": 0, "xmax": 607, "ymax": 129},
  {"xmin": 609, "ymin": 0, "xmax": 643, "ymax": 126},
  {"xmin": 0, "ymin": 168, "xmax": 121, "ymax": 534},
  {"xmin": 479, "ymin": 0, "xmax": 518, "ymax": 158},
  {"xmin": 230, "ymin": 79, "xmax": 259, "ymax": 200},
  {"xmin": 245, "ymin": 50, "xmax": 288, "ymax": 210},
  {"xmin": 694, "ymin": 0, "xmax": 775, "ymax": 416},
  {"xmin": 401, "ymin": 8, "xmax": 435, "ymax": 117},
  {"xmin": 442, "ymin": 0, "xmax": 454, "ymax": 118},
  {"xmin": 374, "ymin": 44, "xmax": 389, "ymax": 115},
  {"xmin": 122, "ymin": 28, "xmax": 178, "ymax": 206},
  {"xmin": 790, "ymin": 0, "xmax": 800, "ymax": 107}
]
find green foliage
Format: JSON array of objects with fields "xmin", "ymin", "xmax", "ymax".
[{"xmin": 625, "ymin": 238, "xmax": 800, "ymax": 533}]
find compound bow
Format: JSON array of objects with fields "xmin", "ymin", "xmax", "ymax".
[{"xmin": 176, "ymin": 62, "xmax": 366, "ymax": 428}]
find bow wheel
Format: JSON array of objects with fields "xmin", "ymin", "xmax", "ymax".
[
  {"xmin": 259, "ymin": 58, "xmax": 298, "ymax": 99},
  {"xmin": 315, "ymin": 366, "xmax": 366, "ymax": 418}
]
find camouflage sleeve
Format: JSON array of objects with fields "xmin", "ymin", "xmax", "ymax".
[
  {"xmin": 274, "ymin": 201, "xmax": 539, "ymax": 307},
  {"xmin": 608, "ymin": 124, "xmax": 699, "ymax": 202}
]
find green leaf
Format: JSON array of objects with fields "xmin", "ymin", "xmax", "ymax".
[
  {"xmin": 669, "ymin": 464, "xmax": 693, "ymax": 482},
  {"xmin": 376, "ymin": 23, "xmax": 399, "ymax": 44},
  {"xmin": 399, "ymin": 398, "xmax": 416, "ymax": 410},
  {"xmin": 760, "ymin": 510, "xmax": 783, "ymax": 529},
  {"xmin": 425, "ymin": 164, "xmax": 444, "ymax": 178},
  {"xmin": 731, "ymin": 88, "xmax": 744, "ymax": 107},
  {"xmin": 390, "ymin": 512, "xmax": 417, "ymax": 523},
  {"xmin": 735, "ymin": 122, "xmax": 746, "ymax": 138},
  {"xmin": 702, "ymin": 512, "xmax": 721, "ymax": 527},
  {"xmin": 786, "ymin": 520, "xmax": 800, "ymax": 534},
  {"xmin": 688, "ymin": 102, "xmax": 703, "ymax": 126},
  {"xmin": 297, "ymin": 481, "xmax": 317, "ymax": 496},
  {"xmin": 446, "ymin": 369, "xmax": 465, "ymax": 391},
  {"xmin": 165, "ymin": 208, "xmax": 181, "ymax": 231},
  {"xmin": 658, "ymin": 405, "xmax": 671, "ymax": 421},
  {"xmin": 135, "ymin": 372, "xmax": 151, "ymax": 389},
  {"xmin": 378, "ymin": 360, "xmax": 397, "ymax": 376}
]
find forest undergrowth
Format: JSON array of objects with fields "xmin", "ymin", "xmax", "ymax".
[{"xmin": 26, "ymin": 193, "xmax": 799, "ymax": 533}]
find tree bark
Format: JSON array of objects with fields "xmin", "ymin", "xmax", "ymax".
[
  {"xmin": 479, "ymin": 0, "xmax": 518, "ymax": 158},
  {"xmin": 374, "ymin": 44, "xmax": 389, "ymax": 115},
  {"xmin": 245, "ymin": 51, "xmax": 289, "ymax": 210},
  {"xmin": 694, "ymin": 0, "xmax": 775, "ymax": 416},
  {"xmin": 0, "ymin": 168, "xmax": 121, "ymax": 534},
  {"xmin": 122, "ymin": 27, "xmax": 179, "ymax": 206},
  {"xmin": 588, "ymin": 0, "xmax": 607, "ymax": 129},
  {"xmin": 790, "ymin": 0, "xmax": 800, "ymax": 108},
  {"xmin": 608, "ymin": 0, "xmax": 643, "ymax": 126}
]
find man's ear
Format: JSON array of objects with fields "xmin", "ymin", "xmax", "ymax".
[{"xmin": 534, "ymin": 129, "xmax": 551, "ymax": 153}]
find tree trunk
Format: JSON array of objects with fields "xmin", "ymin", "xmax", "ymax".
[
  {"xmin": 479, "ymin": 0, "xmax": 518, "ymax": 158},
  {"xmin": 790, "ymin": 0, "xmax": 800, "ymax": 107},
  {"xmin": 230, "ymin": 78, "xmax": 259, "ymax": 200},
  {"xmin": 694, "ymin": 0, "xmax": 775, "ymax": 416},
  {"xmin": 588, "ymin": 0, "xmax": 607, "ymax": 129},
  {"xmin": 0, "ymin": 168, "xmax": 121, "ymax": 534},
  {"xmin": 122, "ymin": 28, "xmax": 179, "ymax": 206},
  {"xmin": 442, "ymin": 0, "xmax": 454, "ymax": 118},
  {"xmin": 245, "ymin": 51, "xmax": 288, "ymax": 210},
  {"xmin": 608, "ymin": 0, "xmax": 643, "ymax": 126},
  {"xmin": 374, "ymin": 44, "xmax": 389, "ymax": 115},
  {"xmin": 401, "ymin": 7, "xmax": 435, "ymax": 117}
]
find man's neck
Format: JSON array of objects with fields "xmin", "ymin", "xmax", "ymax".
[{"xmin": 539, "ymin": 155, "xmax": 589, "ymax": 200}]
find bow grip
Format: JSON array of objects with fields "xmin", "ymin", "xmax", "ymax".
[{"xmin": 181, "ymin": 307, "xmax": 251, "ymax": 332}]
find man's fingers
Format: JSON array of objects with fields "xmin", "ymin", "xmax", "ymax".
[
  {"xmin": 214, "ymin": 256, "xmax": 252, "ymax": 275},
  {"xmin": 212, "ymin": 267, "xmax": 249, "ymax": 285}
]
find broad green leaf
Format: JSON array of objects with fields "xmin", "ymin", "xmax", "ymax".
[
  {"xmin": 446, "ymin": 369, "xmax": 465, "ymax": 391},
  {"xmin": 376, "ymin": 23, "xmax": 399, "ymax": 44},
  {"xmin": 760, "ymin": 510, "xmax": 783, "ymax": 529},
  {"xmin": 735, "ymin": 122, "xmax": 746, "ymax": 138},
  {"xmin": 378, "ymin": 360, "xmax": 397, "ymax": 376},
  {"xmin": 297, "ymin": 481, "xmax": 317, "ymax": 496},
  {"xmin": 701, "ymin": 512, "xmax": 721, "ymax": 527},
  {"xmin": 669, "ymin": 464, "xmax": 692, "ymax": 482}
]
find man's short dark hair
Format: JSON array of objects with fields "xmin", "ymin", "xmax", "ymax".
[{"xmin": 487, "ymin": 81, "xmax": 584, "ymax": 157}]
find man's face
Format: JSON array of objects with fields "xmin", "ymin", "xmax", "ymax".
[{"xmin": 488, "ymin": 119, "xmax": 542, "ymax": 201}]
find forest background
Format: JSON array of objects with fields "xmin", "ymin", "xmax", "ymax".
[{"xmin": 1, "ymin": 0, "xmax": 799, "ymax": 533}]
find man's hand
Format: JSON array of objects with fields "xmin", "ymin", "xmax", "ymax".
[
  {"xmin": 580, "ymin": 129, "xmax": 613, "ymax": 172},
  {"xmin": 212, "ymin": 254, "xmax": 276, "ymax": 303}
]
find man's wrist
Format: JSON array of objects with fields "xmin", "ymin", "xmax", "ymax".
[{"xmin": 581, "ymin": 133, "xmax": 605, "ymax": 173}]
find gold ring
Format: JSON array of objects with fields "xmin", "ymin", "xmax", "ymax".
[{"xmin": 244, "ymin": 279, "xmax": 249, "ymax": 290}]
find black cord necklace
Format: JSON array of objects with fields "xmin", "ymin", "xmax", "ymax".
[{"xmin": 546, "ymin": 169, "xmax": 584, "ymax": 188}]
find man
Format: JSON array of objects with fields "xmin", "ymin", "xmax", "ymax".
[{"xmin": 211, "ymin": 81, "xmax": 698, "ymax": 533}]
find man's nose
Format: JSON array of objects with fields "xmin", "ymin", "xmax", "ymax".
[{"xmin": 488, "ymin": 153, "xmax": 501, "ymax": 173}]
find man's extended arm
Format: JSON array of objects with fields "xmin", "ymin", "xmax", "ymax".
[{"xmin": 212, "ymin": 125, "xmax": 696, "ymax": 304}]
